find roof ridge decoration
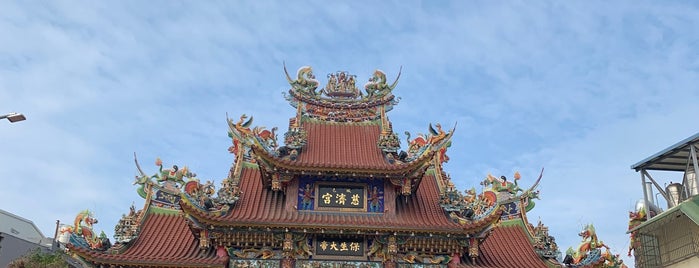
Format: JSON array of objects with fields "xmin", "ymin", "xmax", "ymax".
[
  {"xmin": 133, "ymin": 154, "xmax": 241, "ymax": 218},
  {"xmin": 56, "ymin": 210, "xmax": 111, "ymax": 252},
  {"xmin": 562, "ymin": 224, "xmax": 628, "ymax": 268},
  {"xmin": 113, "ymin": 203, "xmax": 144, "ymax": 245},
  {"xmin": 626, "ymin": 203, "xmax": 649, "ymax": 258},
  {"xmin": 401, "ymin": 123, "xmax": 454, "ymax": 163},
  {"xmin": 282, "ymin": 64, "xmax": 401, "ymax": 123},
  {"xmin": 437, "ymin": 170, "xmax": 547, "ymax": 261},
  {"xmin": 531, "ymin": 219, "xmax": 560, "ymax": 260}
]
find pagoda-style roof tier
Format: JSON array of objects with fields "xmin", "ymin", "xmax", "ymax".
[
  {"xmin": 180, "ymin": 165, "xmax": 502, "ymax": 235},
  {"xmin": 255, "ymin": 122, "xmax": 428, "ymax": 172},
  {"xmin": 251, "ymin": 121, "xmax": 441, "ymax": 194}
]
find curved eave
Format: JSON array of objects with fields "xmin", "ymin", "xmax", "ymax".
[
  {"xmin": 69, "ymin": 245, "xmax": 227, "ymax": 268},
  {"xmin": 251, "ymin": 144, "xmax": 436, "ymax": 175}
]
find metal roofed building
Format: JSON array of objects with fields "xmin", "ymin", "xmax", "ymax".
[
  {"xmin": 629, "ymin": 132, "xmax": 699, "ymax": 268},
  {"xmin": 0, "ymin": 209, "xmax": 53, "ymax": 267}
]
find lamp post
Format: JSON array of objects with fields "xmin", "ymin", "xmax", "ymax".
[{"xmin": 0, "ymin": 112, "xmax": 26, "ymax": 123}]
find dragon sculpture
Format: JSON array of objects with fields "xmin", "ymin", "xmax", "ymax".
[
  {"xmin": 402, "ymin": 252, "xmax": 452, "ymax": 264},
  {"xmin": 133, "ymin": 153, "xmax": 240, "ymax": 214},
  {"xmin": 364, "ymin": 68, "xmax": 401, "ymax": 98},
  {"xmin": 627, "ymin": 206, "xmax": 648, "ymax": 257},
  {"xmin": 563, "ymin": 224, "xmax": 627, "ymax": 268},
  {"xmin": 57, "ymin": 210, "xmax": 110, "ymax": 250},
  {"xmin": 133, "ymin": 154, "xmax": 196, "ymax": 189},
  {"xmin": 402, "ymin": 122, "xmax": 455, "ymax": 163},
  {"xmin": 253, "ymin": 126, "xmax": 278, "ymax": 149},
  {"xmin": 441, "ymin": 169, "xmax": 544, "ymax": 225},
  {"xmin": 284, "ymin": 64, "xmax": 320, "ymax": 95}
]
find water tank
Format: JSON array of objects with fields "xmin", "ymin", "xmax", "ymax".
[
  {"xmin": 666, "ymin": 182, "xmax": 686, "ymax": 208},
  {"xmin": 635, "ymin": 199, "xmax": 662, "ymax": 217}
]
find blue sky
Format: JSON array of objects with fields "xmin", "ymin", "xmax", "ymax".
[{"xmin": 2, "ymin": 1, "xmax": 699, "ymax": 265}]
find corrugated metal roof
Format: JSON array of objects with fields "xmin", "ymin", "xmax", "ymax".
[
  {"xmin": 0, "ymin": 209, "xmax": 48, "ymax": 244},
  {"xmin": 631, "ymin": 132, "xmax": 699, "ymax": 171}
]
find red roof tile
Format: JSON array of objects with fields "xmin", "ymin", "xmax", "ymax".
[
  {"xmin": 469, "ymin": 225, "xmax": 550, "ymax": 268},
  {"xmin": 70, "ymin": 212, "xmax": 227, "ymax": 267},
  {"xmin": 288, "ymin": 122, "xmax": 397, "ymax": 170},
  {"xmin": 298, "ymin": 122, "xmax": 389, "ymax": 169}
]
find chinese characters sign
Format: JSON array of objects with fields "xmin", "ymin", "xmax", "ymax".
[
  {"xmin": 315, "ymin": 237, "xmax": 364, "ymax": 256},
  {"xmin": 317, "ymin": 185, "xmax": 365, "ymax": 209},
  {"xmin": 297, "ymin": 177, "xmax": 384, "ymax": 212}
]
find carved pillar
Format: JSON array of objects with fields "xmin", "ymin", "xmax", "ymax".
[
  {"xmin": 199, "ymin": 230, "xmax": 209, "ymax": 250},
  {"xmin": 281, "ymin": 232, "xmax": 297, "ymax": 267},
  {"xmin": 271, "ymin": 173, "xmax": 282, "ymax": 191},
  {"xmin": 468, "ymin": 238, "xmax": 479, "ymax": 263},
  {"xmin": 282, "ymin": 233, "xmax": 294, "ymax": 257},
  {"xmin": 401, "ymin": 179, "xmax": 411, "ymax": 195},
  {"xmin": 384, "ymin": 235, "xmax": 398, "ymax": 267}
]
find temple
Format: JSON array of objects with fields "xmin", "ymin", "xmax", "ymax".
[{"xmin": 57, "ymin": 66, "xmax": 625, "ymax": 267}]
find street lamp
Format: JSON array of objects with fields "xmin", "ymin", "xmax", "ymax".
[{"xmin": 0, "ymin": 112, "xmax": 26, "ymax": 123}]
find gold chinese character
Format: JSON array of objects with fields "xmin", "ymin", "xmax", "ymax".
[
  {"xmin": 330, "ymin": 241, "xmax": 338, "ymax": 251},
  {"xmin": 336, "ymin": 193, "xmax": 346, "ymax": 205},
  {"xmin": 322, "ymin": 193, "xmax": 332, "ymax": 204},
  {"xmin": 351, "ymin": 194, "xmax": 360, "ymax": 206},
  {"xmin": 320, "ymin": 241, "xmax": 328, "ymax": 251},
  {"xmin": 350, "ymin": 242, "xmax": 360, "ymax": 251},
  {"xmin": 340, "ymin": 242, "xmax": 348, "ymax": 251}
]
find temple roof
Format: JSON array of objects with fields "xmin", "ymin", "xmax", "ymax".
[
  {"xmin": 69, "ymin": 211, "xmax": 226, "ymax": 267},
  {"xmin": 66, "ymin": 66, "xmax": 562, "ymax": 267},
  {"xmin": 180, "ymin": 165, "xmax": 499, "ymax": 233}
]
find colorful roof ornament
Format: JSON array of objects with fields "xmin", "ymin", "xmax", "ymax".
[
  {"xmin": 563, "ymin": 224, "xmax": 628, "ymax": 268},
  {"xmin": 57, "ymin": 210, "xmax": 111, "ymax": 251},
  {"xmin": 133, "ymin": 154, "xmax": 241, "ymax": 216},
  {"xmin": 532, "ymin": 220, "xmax": 560, "ymax": 259},
  {"xmin": 113, "ymin": 204, "xmax": 142, "ymax": 244}
]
